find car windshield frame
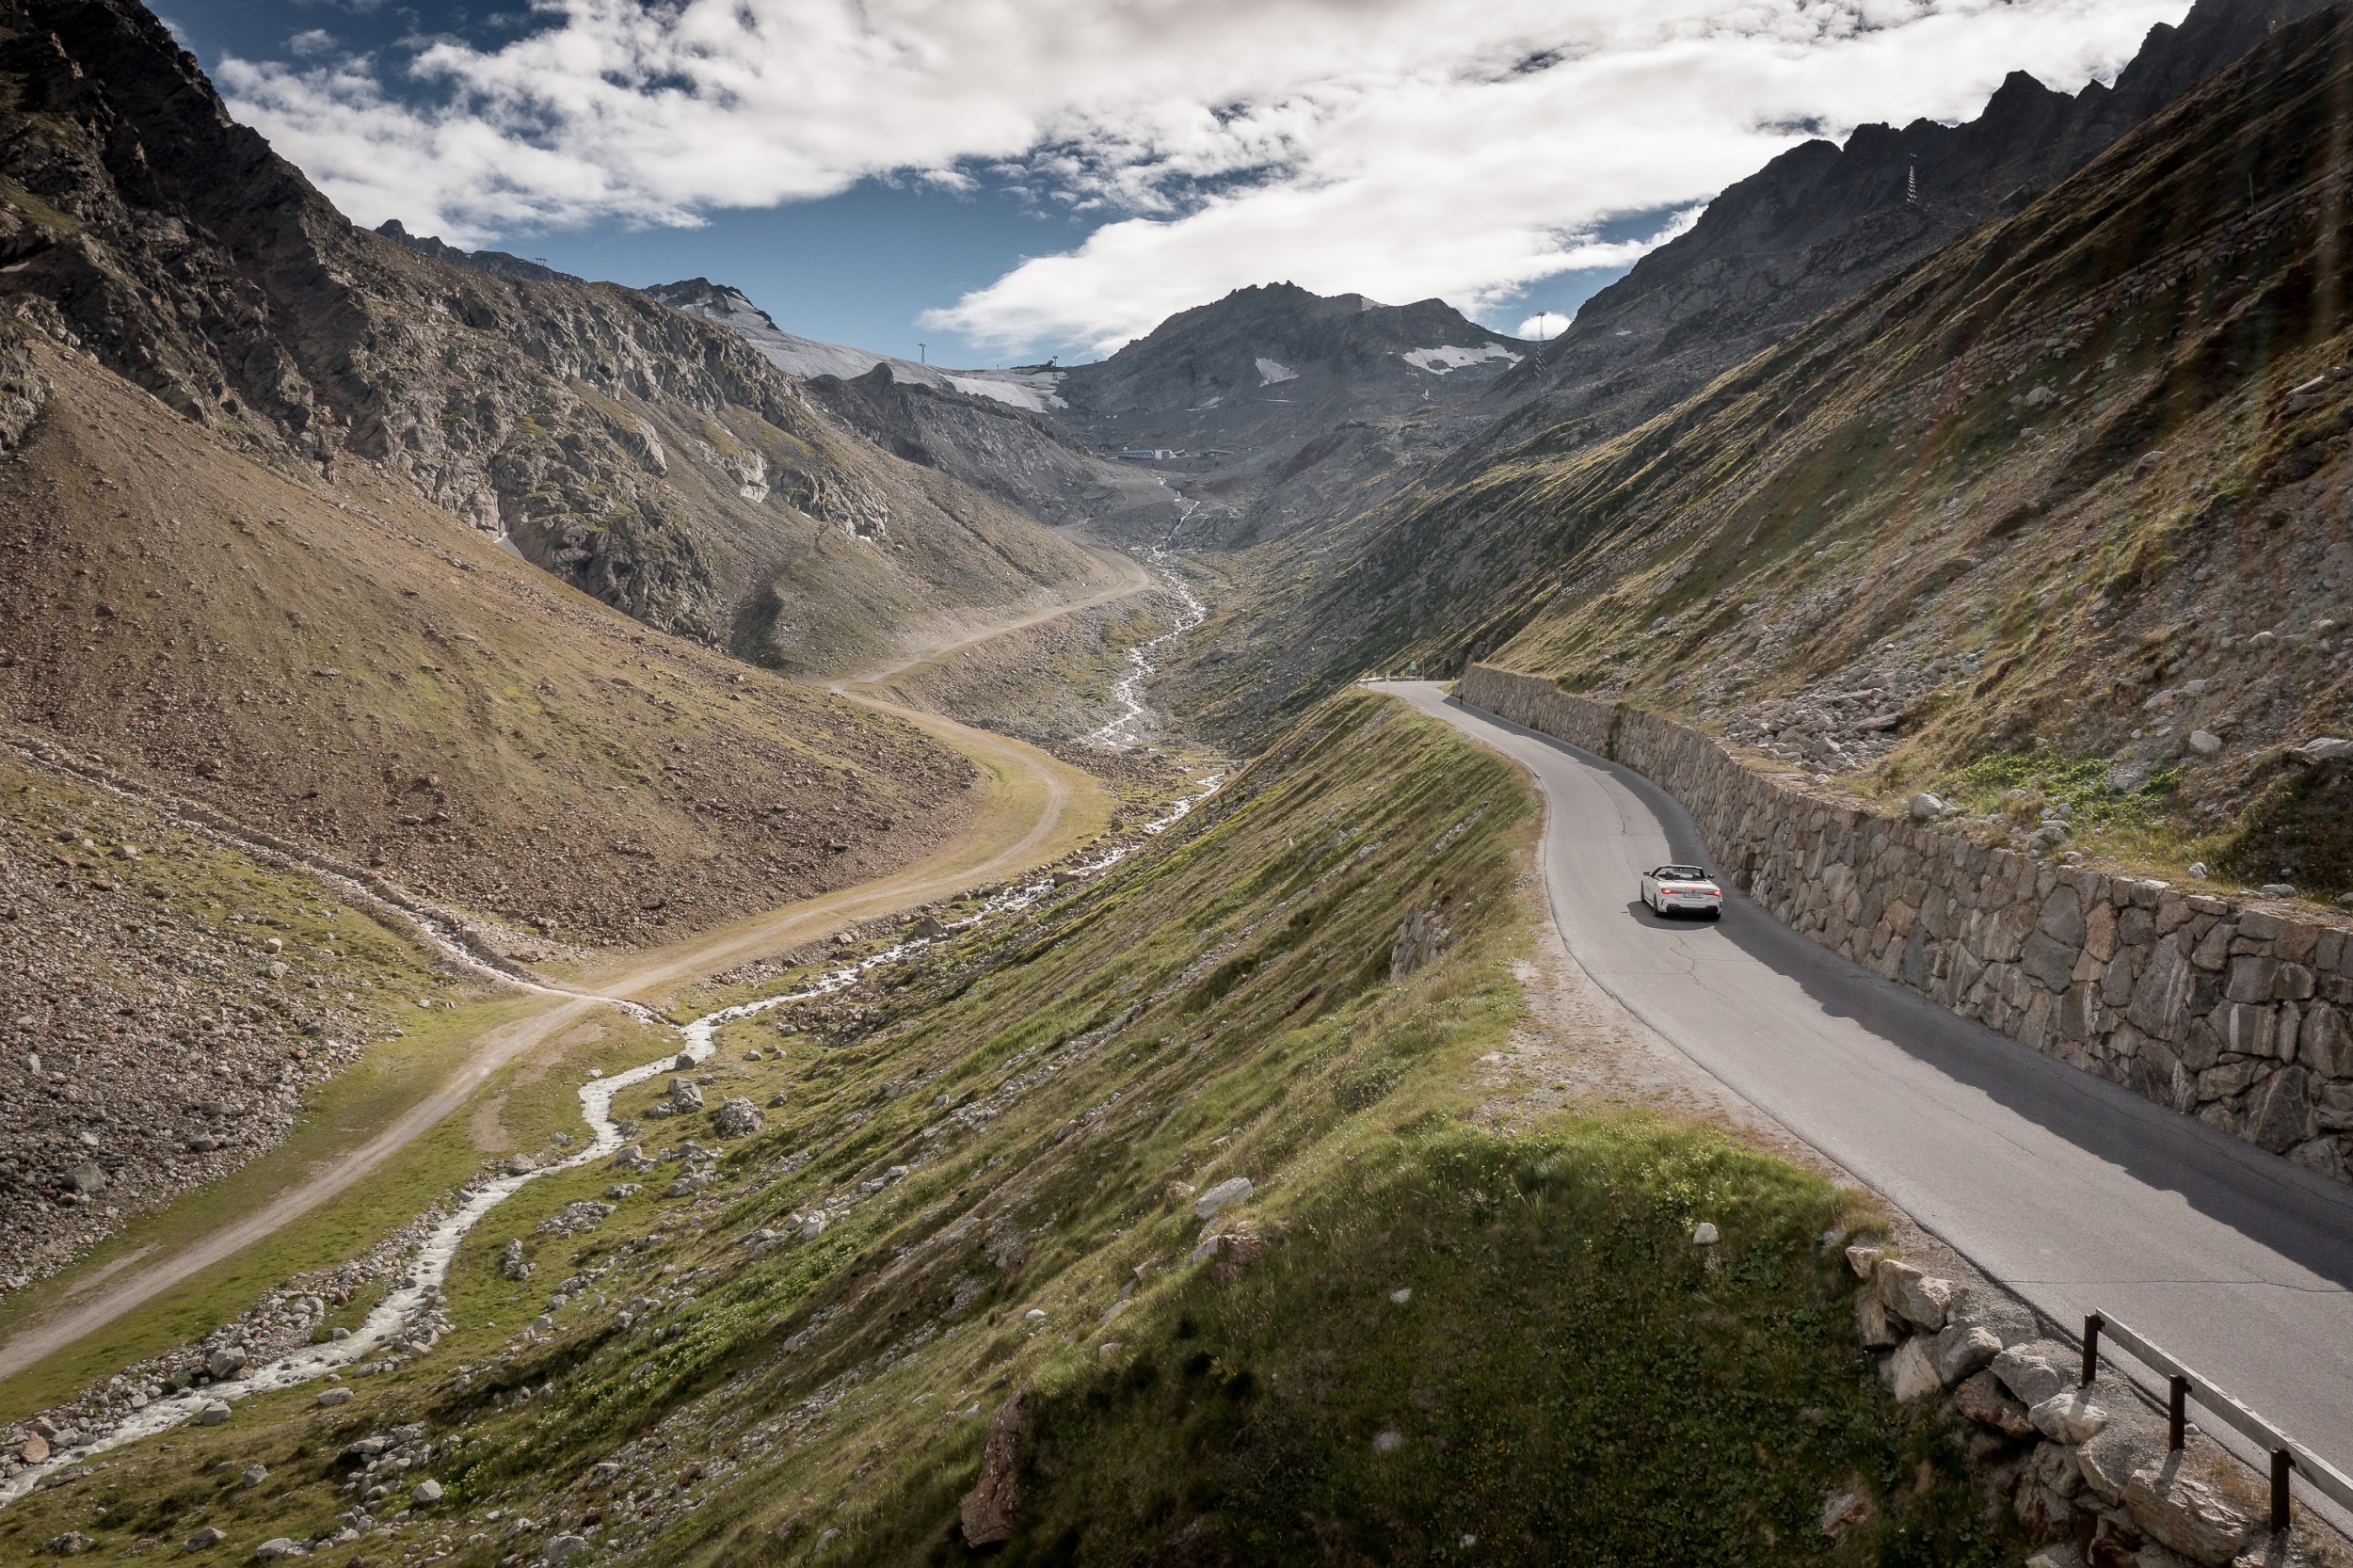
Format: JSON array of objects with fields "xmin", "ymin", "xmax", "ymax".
[{"xmin": 1655, "ymin": 866, "xmax": 1710, "ymax": 882}]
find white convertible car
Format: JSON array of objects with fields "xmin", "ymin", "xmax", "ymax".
[{"xmin": 1641, "ymin": 864, "xmax": 1724, "ymax": 920}]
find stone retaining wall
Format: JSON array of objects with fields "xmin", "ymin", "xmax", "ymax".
[{"xmin": 1457, "ymin": 664, "xmax": 2353, "ymax": 1183}]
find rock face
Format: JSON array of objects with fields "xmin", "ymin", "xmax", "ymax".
[
  {"xmin": 958, "ymin": 1384, "xmax": 1032, "ymax": 1547},
  {"xmin": 1389, "ymin": 906, "xmax": 1452, "ymax": 980},
  {"xmin": 1463, "ymin": 665, "xmax": 2353, "ymax": 1181}
]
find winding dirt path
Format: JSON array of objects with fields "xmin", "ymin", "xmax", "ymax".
[
  {"xmin": 834, "ymin": 529, "xmax": 1159, "ymax": 693},
  {"xmin": 0, "ymin": 711, "xmax": 1108, "ymax": 1389}
]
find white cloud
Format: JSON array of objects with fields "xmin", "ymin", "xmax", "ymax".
[
  {"xmin": 217, "ymin": 0, "xmax": 2185, "ymax": 353},
  {"xmin": 1518, "ymin": 312, "xmax": 1572, "ymax": 341}
]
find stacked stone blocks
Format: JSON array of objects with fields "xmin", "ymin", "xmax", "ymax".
[{"xmin": 1458, "ymin": 664, "xmax": 2353, "ymax": 1184}]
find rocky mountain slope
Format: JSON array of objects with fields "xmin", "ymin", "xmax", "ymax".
[
  {"xmin": 1157, "ymin": 0, "xmax": 2344, "ymax": 751},
  {"xmin": 0, "ymin": 0, "xmax": 1105, "ymax": 676},
  {"xmin": 1048, "ymin": 283, "xmax": 1531, "ymax": 550},
  {"xmin": 0, "ymin": 332, "xmax": 976, "ymax": 943},
  {"xmin": 372, "ymin": 221, "xmax": 583, "ymax": 283},
  {"xmin": 1473, "ymin": 0, "xmax": 2345, "ymax": 470},
  {"xmin": 1209, "ymin": 0, "xmax": 2353, "ymax": 902}
]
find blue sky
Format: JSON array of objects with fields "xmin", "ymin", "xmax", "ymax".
[{"xmin": 169, "ymin": 0, "xmax": 2181, "ymax": 367}]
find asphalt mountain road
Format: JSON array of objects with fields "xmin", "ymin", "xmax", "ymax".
[{"xmin": 1383, "ymin": 681, "xmax": 2353, "ymax": 1505}]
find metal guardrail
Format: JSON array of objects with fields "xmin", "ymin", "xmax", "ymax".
[{"xmin": 2085, "ymin": 1312, "xmax": 2353, "ymax": 1534}]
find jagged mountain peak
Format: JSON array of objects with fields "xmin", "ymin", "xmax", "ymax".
[{"xmin": 1484, "ymin": 0, "xmax": 2345, "ymax": 446}]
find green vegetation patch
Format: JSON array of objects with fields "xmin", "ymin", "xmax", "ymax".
[
  {"xmin": 1934, "ymin": 750, "xmax": 2179, "ymax": 828},
  {"xmin": 902, "ymin": 1119, "xmax": 2004, "ymax": 1568},
  {"xmin": 2217, "ymin": 759, "xmax": 2353, "ymax": 899}
]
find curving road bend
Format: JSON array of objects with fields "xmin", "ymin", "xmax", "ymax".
[{"xmin": 1385, "ymin": 682, "xmax": 2353, "ymax": 1503}]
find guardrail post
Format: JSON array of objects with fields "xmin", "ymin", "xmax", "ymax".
[
  {"xmin": 2169, "ymin": 1376, "xmax": 2189, "ymax": 1451},
  {"xmin": 2082, "ymin": 1313, "xmax": 2104, "ymax": 1386},
  {"xmin": 2272, "ymin": 1450, "xmax": 2293, "ymax": 1534}
]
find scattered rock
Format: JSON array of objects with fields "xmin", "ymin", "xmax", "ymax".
[
  {"xmin": 316, "ymin": 1388, "xmax": 352, "ymax": 1407},
  {"xmin": 242, "ymin": 1464, "xmax": 267, "ymax": 1488},
  {"xmin": 1908, "ymin": 792, "xmax": 1947, "ymax": 822},
  {"xmin": 542, "ymin": 1534, "xmax": 590, "ymax": 1565},
  {"xmin": 182, "ymin": 1526, "xmax": 225, "ymax": 1551},
  {"xmin": 198, "ymin": 1400, "xmax": 231, "ymax": 1425},
  {"xmin": 1193, "ymin": 1176, "xmax": 1254, "ymax": 1219},
  {"xmin": 20, "ymin": 1432, "xmax": 48, "ymax": 1464},
  {"xmin": 1818, "ymin": 1486, "xmax": 1873, "ymax": 1539},
  {"xmin": 500, "ymin": 1239, "xmax": 533, "ymax": 1281},
  {"xmin": 252, "ymin": 1540, "xmax": 305, "ymax": 1560},
  {"xmin": 40, "ymin": 1531, "xmax": 91, "ymax": 1555},
  {"xmin": 205, "ymin": 1347, "xmax": 248, "ymax": 1380},
  {"xmin": 413, "ymin": 1479, "xmax": 442, "ymax": 1504},
  {"xmin": 1371, "ymin": 1429, "xmax": 1405, "ymax": 1452},
  {"xmin": 1844, "ymin": 1242, "xmax": 1883, "ymax": 1278},
  {"xmin": 667, "ymin": 1078, "xmax": 704, "ymax": 1112},
  {"xmin": 712, "ymin": 1097, "xmax": 761, "ymax": 1138},
  {"xmin": 1690, "ymin": 1221, "xmax": 1719, "ymax": 1245}
]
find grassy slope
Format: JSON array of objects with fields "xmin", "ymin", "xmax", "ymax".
[
  {"xmin": 0, "ymin": 695, "xmax": 2013, "ymax": 1567},
  {"xmin": 0, "ymin": 339, "xmax": 977, "ymax": 945}
]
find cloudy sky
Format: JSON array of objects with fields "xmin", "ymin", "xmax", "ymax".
[{"xmin": 165, "ymin": 0, "xmax": 2185, "ymax": 366}]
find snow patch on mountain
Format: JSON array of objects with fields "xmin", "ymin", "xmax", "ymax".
[
  {"xmin": 1402, "ymin": 344, "xmax": 1522, "ymax": 376},
  {"xmin": 646, "ymin": 279, "xmax": 1066, "ymax": 411},
  {"xmin": 1256, "ymin": 357, "xmax": 1299, "ymax": 386}
]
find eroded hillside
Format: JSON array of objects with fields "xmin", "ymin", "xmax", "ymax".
[{"xmin": 0, "ymin": 335, "xmax": 975, "ymax": 945}]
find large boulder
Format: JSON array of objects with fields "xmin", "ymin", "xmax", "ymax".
[
  {"xmin": 712, "ymin": 1097, "xmax": 761, "ymax": 1139},
  {"xmin": 2123, "ymin": 1459, "xmax": 2259, "ymax": 1566},
  {"xmin": 1992, "ymin": 1341, "xmax": 2076, "ymax": 1408},
  {"xmin": 667, "ymin": 1077, "xmax": 705, "ymax": 1112},
  {"xmin": 1954, "ymin": 1370, "xmax": 2034, "ymax": 1437},
  {"xmin": 1875, "ymin": 1259, "xmax": 1955, "ymax": 1331},
  {"xmin": 205, "ymin": 1347, "xmax": 248, "ymax": 1381},
  {"xmin": 959, "ymin": 1385, "xmax": 1033, "ymax": 1546},
  {"xmin": 2028, "ymin": 1389, "xmax": 2109, "ymax": 1444},
  {"xmin": 2077, "ymin": 1417, "xmax": 2166, "ymax": 1505},
  {"xmin": 1881, "ymin": 1337, "xmax": 1941, "ymax": 1402},
  {"xmin": 1935, "ymin": 1323, "xmax": 2004, "ymax": 1386}
]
